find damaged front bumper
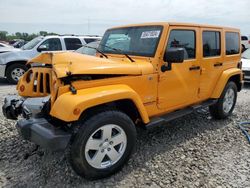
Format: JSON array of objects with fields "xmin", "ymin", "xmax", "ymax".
[
  {"xmin": 16, "ymin": 118, "xmax": 71, "ymax": 151},
  {"xmin": 2, "ymin": 96, "xmax": 71, "ymax": 151}
]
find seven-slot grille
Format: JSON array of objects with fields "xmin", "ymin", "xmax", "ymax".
[{"xmin": 18, "ymin": 67, "xmax": 52, "ymax": 97}]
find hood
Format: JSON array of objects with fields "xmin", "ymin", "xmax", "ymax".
[
  {"xmin": 0, "ymin": 49, "xmax": 31, "ymax": 65},
  {"xmin": 0, "ymin": 47, "xmax": 20, "ymax": 53},
  {"xmin": 242, "ymin": 58, "xmax": 250, "ymax": 71},
  {"xmin": 28, "ymin": 52, "xmax": 154, "ymax": 78}
]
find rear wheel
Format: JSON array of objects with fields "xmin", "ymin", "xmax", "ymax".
[
  {"xmin": 68, "ymin": 110, "xmax": 136, "ymax": 179},
  {"xmin": 209, "ymin": 81, "xmax": 237, "ymax": 119},
  {"xmin": 6, "ymin": 63, "xmax": 28, "ymax": 84}
]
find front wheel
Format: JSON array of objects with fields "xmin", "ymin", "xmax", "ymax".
[
  {"xmin": 209, "ymin": 81, "xmax": 237, "ymax": 119},
  {"xmin": 68, "ymin": 110, "xmax": 136, "ymax": 180},
  {"xmin": 6, "ymin": 63, "xmax": 28, "ymax": 84}
]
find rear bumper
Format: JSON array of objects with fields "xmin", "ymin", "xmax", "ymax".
[{"xmin": 16, "ymin": 118, "xmax": 71, "ymax": 151}]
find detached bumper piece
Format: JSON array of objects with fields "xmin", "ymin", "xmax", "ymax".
[{"xmin": 16, "ymin": 118, "xmax": 71, "ymax": 151}]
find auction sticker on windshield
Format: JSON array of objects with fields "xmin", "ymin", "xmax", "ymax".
[{"xmin": 141, "ymin": 30, "xmax": 160, "ymax": 38}]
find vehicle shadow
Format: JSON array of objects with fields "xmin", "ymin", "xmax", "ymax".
[
  {"xmin": 243, "ymin": 82, "xmax": 250, "ymax": 90},
  {"xmin": 0, "ymin": 78, "xmax": 12, "ymax": 86}
]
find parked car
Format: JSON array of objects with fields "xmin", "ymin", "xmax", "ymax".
[
  {"xmin": 241, "ymin": 48, "xmax": 250, "ymax": 82},
  {"xmin": 13, "ymin": 40, "xmax": 26, "ymax": 48},
  {"xmin": 0, "ymin": 42, "xmax": 21, "ymax": 54},
  {"xmin": 0, "ymin": 42, "xmax": 12, "ymax": 48},
  {"xmin": 75, "ymin": 40, "xmax": 100, "ymax": 56},
  {"xmin": 9, "ymin": 39, "xmax": 21, "ymax": 45},
  {"xmin": 241, "ymin": 35, "xmax": 250, "ymax": 52},
  {"xmin": 0, "ymin": 35, "xmax": 101, "ymax": 83},
  {"xmin": 2, "ymin": 22, "xmax": 243, "ymax": 179}
]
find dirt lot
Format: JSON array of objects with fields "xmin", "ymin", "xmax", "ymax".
[{"xmin": 0, "ymin": 78, "xmax": 249, "ymax": 188}]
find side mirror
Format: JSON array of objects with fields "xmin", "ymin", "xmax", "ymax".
[
  {"xmin": 161, "ymin": 48, "xmax": 185, "ymax": 72},
  {"xmin": 37, "ymin": 45, "xmax": 48, "ymax": 52}
]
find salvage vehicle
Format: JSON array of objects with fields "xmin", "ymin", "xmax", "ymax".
[
  {"xmin": 241, "ymin": 48, "xmax": 250, "ymax": 82},
  {"xmin": 241, "ymin": 35, "xmax": 250, "ymax": 52},
  {"xmin": 2, "ymin": 22, "xmax": 243, "ymax": 179},
  {"xmin": 0, "ymin": 35, "xmax": 101, "ymax": 84}
]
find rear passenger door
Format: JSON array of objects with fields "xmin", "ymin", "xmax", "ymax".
[
  {"xmin": 64, "ymin": 38, "xmax": 82, "ymax": 50},
  {"xmin": 199, "ymin": 28, "xmax": 223, "ymax": 99},
  {"xmin": 157, "ymin": 26, "xmax": 200, "ymax": 110}
]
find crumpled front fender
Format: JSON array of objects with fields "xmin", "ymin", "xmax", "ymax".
[{"xmin": 50, "ymin": 84, "xmax": 149, "ymax": 123}]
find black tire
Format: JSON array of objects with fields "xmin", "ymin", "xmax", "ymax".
[
  {"xmin": 68, "ymin": 110, "xmax": 136, "ymax": 180},
  {"xmin": 209, "ymin": 81, "xmax": 237, "ymax": 119},
  {"xmin": 6, "ymin": 63, "xmax": 28, "ymax": 84}
]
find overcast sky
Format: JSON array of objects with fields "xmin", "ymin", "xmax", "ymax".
[{"xmin": 0, "ymin": 0, "xmax": 250, "ymax": 35}]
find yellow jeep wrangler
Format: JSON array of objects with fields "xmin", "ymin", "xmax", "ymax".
[{"xmin": 2, "ymin": 22, "xmax": 243, "ymax": 179}]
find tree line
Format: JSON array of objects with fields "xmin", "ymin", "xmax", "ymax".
[{"xmin": 0, "ymin": 31, "xmax": 58, "ymax": 42}]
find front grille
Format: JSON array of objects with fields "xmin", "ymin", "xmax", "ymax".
[
  {"xmin": 18, "ymin": 67, "xmax": 52, "ymax": 97},
  {"xmin": 243, "ymin": 71, "xmax": 250, "ymax": 81},
  {"xmin": 243, "ymin": 71, "xmax": 250, "ymax": 77}
]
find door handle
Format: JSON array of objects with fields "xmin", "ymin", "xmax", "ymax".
[
  {"xmin": 189, "ymin": 66, "xmax": 200, "ymax": 71},
  {"xmin": 214, "ymin": 62, "xmax": 223, "ymax": 67}
]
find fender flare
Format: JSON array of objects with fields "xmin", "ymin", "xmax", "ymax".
[
  {"xmin": 211, "ymin": 68, "xmax": 242, "ymax": 98},
  {"xmin": 50, "ymin": 84, "xmax": 150, "ymax": 123}
]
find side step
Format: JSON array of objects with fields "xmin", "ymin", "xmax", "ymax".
[{"xmin": 145, "ymin": 99, "xmax": 217, "ymax": 129}]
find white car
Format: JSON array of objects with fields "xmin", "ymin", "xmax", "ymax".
[
  {"xmin": 0, "ymin": 42, "xmax": 20, "ymax": 54},
  {"xmin": 241, "ymin": 35, "xmax": 250, "ymax": 51},
  {"xmin": 241, "ymin": 48, "xmax": 250, "ymax": 82},
  {"xmin": 0, "ymin": 35, "xmax": 101, "ymax": 83},
  {"xmin": 75, "ymin": 40, "xmax": 100, "ymax": 56}
]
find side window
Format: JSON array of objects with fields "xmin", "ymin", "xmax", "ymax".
[
  {"xmin": 241, "ymin": 36, "xmax": 248, "ymax": 40},
  {"xmin": 167, "ymin": 30, "xmax": 195, "ymax": 60},
  {"xmin": 202, "ymin": 31, "xmax": 221, "ymax": 57},
  {"xmin": 39, "ymin": 38, "xmax": 62, "ymax": 51},
  {"xmin": 84, "ymin": 38, "xmax": 98, "ymax": 44},
  {"xmin": 64, "ymin": 38, "xmax": 82, "ymax": 50},
  {"xmin": 226, "ymin": 32, "xmax": 240, "ymax": 55}
]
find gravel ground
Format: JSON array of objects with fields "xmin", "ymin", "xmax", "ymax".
[{"xmin": 0, "ymin": 78, "xmax": 249, "ymax": 188}]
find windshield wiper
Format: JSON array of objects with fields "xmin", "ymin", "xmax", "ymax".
[
  {"xmin": 76, "ymin": 44, "xmax": 108, "ymax": 59},
  {"xmin": 98, "ymin": 44, "xmax": 135, "ymax": 62}
]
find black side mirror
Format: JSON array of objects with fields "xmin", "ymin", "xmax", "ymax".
[
  {"xmin": 37, "ymin": 45, "xmax": 48, "ymax": 52},
  {"xmin": 161, "ymin": 48, "xmax": 185, "ymax": 72}
]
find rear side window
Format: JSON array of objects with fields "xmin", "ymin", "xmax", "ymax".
[
  {"xmin": 64, "ymin": 38, "xmax": 82, "ymax": 50},
  {"xmin": 226, "ymin": 32, "xmax": 240, "ymax": 55},
  {"xmin": 202, "ymin": 31, "xmax": 221, "ymax": 57},
  {"xmin": 84, "ymin": 38, "xmax": 98, "ymax": 44},
  {"xmin": 167, "ymin": 30, "xmax": 196, "ymax": 60},
  {"xmin": 241, "ymin": 36, "xmax": 248, "ymax": 40}
]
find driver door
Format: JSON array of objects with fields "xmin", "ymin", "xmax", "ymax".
[{"xmin": 157, "ymin": 26, "xmax": 201, "ymax": 110}]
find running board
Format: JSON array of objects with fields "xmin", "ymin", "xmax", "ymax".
[{"xmin": 145, "ymin": 99, "xmax": 217, "ymax": 129}]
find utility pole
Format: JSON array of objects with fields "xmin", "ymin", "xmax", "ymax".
[{"xmin": 87, "ymin": 17, "xmax": 90, "ymax": 34}]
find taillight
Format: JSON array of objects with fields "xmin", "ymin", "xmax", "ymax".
[{"xmin": 248, "ymin": 40, "xmax": 250, "ymax": 44}]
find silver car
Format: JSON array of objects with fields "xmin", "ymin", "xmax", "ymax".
[{"xmin": 0, "ymin": 35, "xmax": 101, "ymax": 84}]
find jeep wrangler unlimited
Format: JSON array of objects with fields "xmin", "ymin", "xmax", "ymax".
[{"xmin": 2, "ymin": 22, "xmax": 243, "ymax": 179}]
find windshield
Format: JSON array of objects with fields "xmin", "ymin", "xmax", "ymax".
[
  {"xmin": 99, "ymin": 26, "xmax": 163, "ymax": 57},
  {"xmin": 22, "ymin": 36, "xmax": 43, "ymax": 50},
  {"xmin": 242, "ymin": 49, "xmax": 250, "ymax": 59}
]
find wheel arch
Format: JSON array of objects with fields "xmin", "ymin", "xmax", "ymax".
[
  {"xmin": 50, "ymin": 84, "xmax": 150, "ymax": 124},
  {"xmin": 5, "ymin": 60, "xmax": 29, "ymax": 76},
  {"xmin": 211, "ymin": 68, "xmax": 243, "ymax": 98}
]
